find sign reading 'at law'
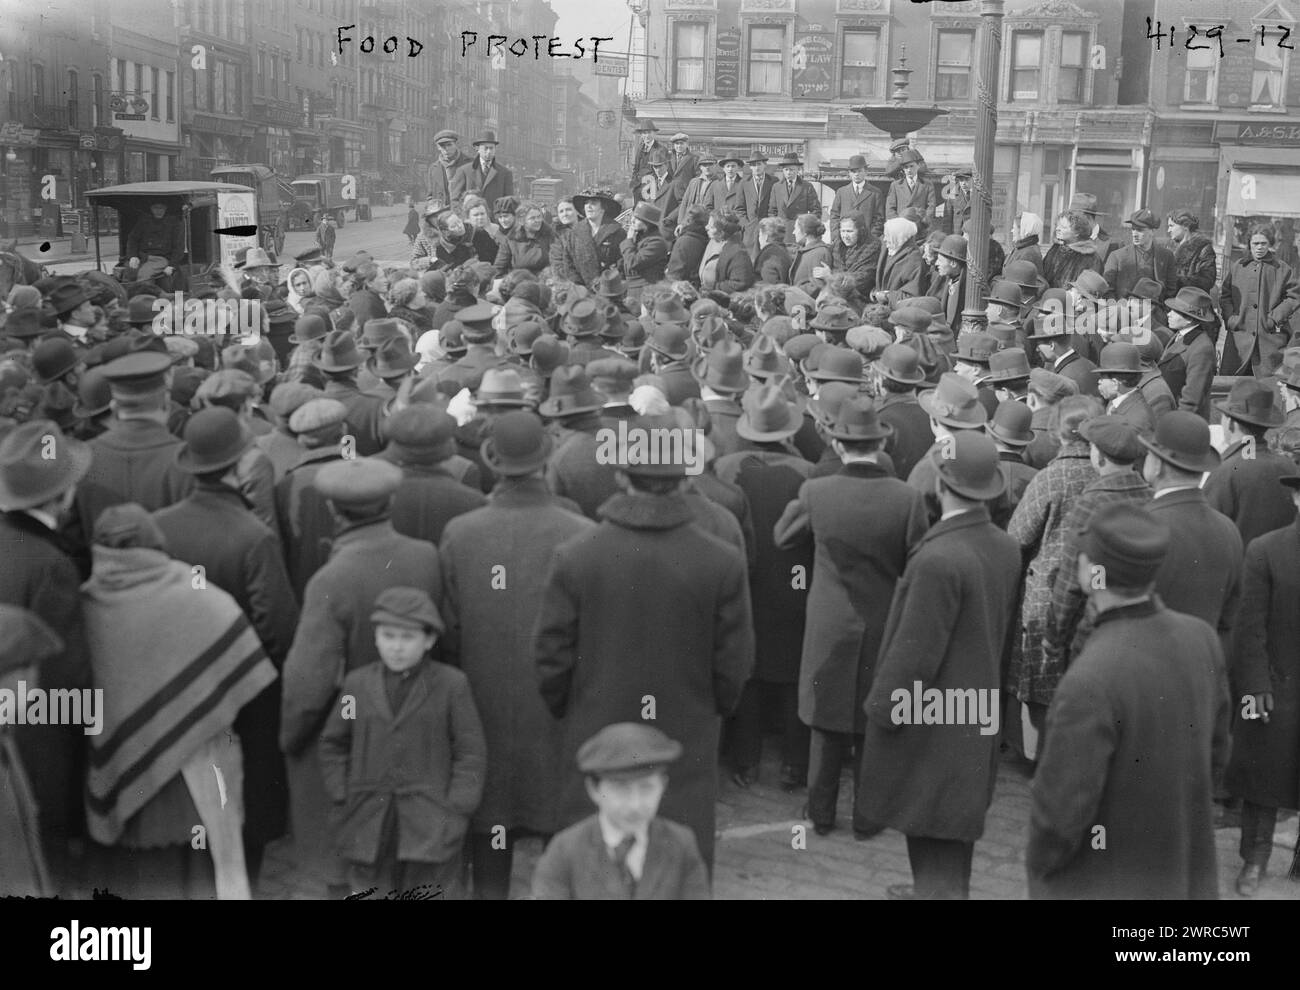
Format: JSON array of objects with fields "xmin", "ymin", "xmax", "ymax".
[{"xmin": 793, "ymin": 30, "xmax": 835, "ymax": 100}]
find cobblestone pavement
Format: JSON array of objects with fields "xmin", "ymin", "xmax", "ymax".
[{"xmin": 257, "ymin": 743, "xmax": 1299, "ymax": 901}]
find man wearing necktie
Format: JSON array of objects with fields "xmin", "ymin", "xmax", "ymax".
[
  {"xmin": 742, "ymin": 156, "xmax": 776, "ymax": 253},
  {"xmin": 886, "ymin": 147, "xmax": 938, "ymax": 222},
  {"xmin": 708, "ymin": 155, "xmax": 748, "ymax": 222},
  {"xmin": 531, "ymin": 723, "xmax": 711, "ymax": 899},
  {"xmin": 830, "ymin": 153, "xmax": 884, "ymax": 245},
  {"xmin": 667, "ymin": 132, "xmax": 698, "ymax": 199},
  {"xmin": 768, "ymin": 153, "xmax": 820, "ymax": 247}
]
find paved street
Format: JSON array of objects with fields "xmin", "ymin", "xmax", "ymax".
[{"xmin": 257, "ymin": 742, "xmax": 1299, "ymax": 900}]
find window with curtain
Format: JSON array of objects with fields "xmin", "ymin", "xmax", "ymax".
[
  {"xmin": 673, "ymin": 22, "xmax": 706, "ymax": 94},
  {"xmin": 1060, "ymin": 31, "xmax": 1087, "ymax": 104},
  {"xmin": 1251, "ymin": 41, "xmax": 1288, "ymax": 108},
  {"xmin": 840, "ymin": 28, "xmax": 880, "ymax": 98},
  {"xmin": 747, "ymin": 25, "xmax": 785, "ymax": 95},
  {"xmin": 935, "ymin": 30, "xmax": 973, "ymax": 100},
  {"xmin": 1184, "ymin": 43, "xmax": 1217, "ymax": 104},
  {"xmin": 1010, "ymin": 31, "xmax": 1043, "ymax": 101}
]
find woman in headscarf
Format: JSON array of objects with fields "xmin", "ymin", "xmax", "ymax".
[
  {"xmin": 1007, "ymin": 211, "xmax": 1044, "ymax": 274},
  {"xmin": 788, "ymin": 214, "xmax": 831, "ymax": 294},
  {"xmin": 827, "ymin": 213, "xmax": 880, "ymax": 300},
  {"xmin": 1041, "ymin": 209, "xmax": 1105, "ymax": 290},
  {"xmin": 81, "ymin": 503, "xmax": 276, "ymax": 899},
  {"xmin": 283, "ymin": 266, "xmax": 315, "ymax": 314},
  {"xmin": 495, "ymin": 200, "xmax": 555, "ymax": 277},
  {"xmin": 386, "ymin": 277, "xmax": 433, "ymax": 336},
  {"xmin": 870, "ymin": 216, "xmax": 925, "ymax": 307}
]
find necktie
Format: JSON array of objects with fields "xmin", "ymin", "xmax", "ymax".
[
  {"xmin": 611, "ymin": 835, "xmax": 637, "ymax": 896},
  {"xmin": 854, "ymin": 183, "xmax": 862, "ymax": 195},
  {"xmin": 788, "ymin": 181, "xmax": 794, "ymax": 195}
]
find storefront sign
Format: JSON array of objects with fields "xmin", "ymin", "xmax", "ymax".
[
  {"xmin": 715, "ymin": 28, "xmax": 741, "ymax": 99},
  {"xmin": 1215, "ymin": 121, "xmax": 1300, "ymax": 146},
  {"xmin": 0, "ymin": 121, "xmax": 40, "ymax": 146},
  {"xmin": 192, "ymin": 114, "xmax": 244, "ymax": 136},
  {"xmin": 792, "ymin": 29, "xmax": 835, "ymax": 100},
  {"xmin": 216, "ymin": 189, "xmax": 259, "ymax": 270}
]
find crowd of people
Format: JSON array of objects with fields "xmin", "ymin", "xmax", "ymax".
[{"xmin": 1, "ymin": 131, "xmax": 1299, "ymax": 902}]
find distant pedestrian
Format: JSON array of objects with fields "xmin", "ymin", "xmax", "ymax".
[
  {"xmin": 403, "ymin": 205, "xmax": 420, "ymax": 246},
  {"xmin": 315, "ymin": 214, "xmax": 337, "ymax": 264}
]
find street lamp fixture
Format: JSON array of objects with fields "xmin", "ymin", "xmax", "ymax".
[{"xmin": 849, "ymin": 46, "xmax": 949, "ymax": 143}]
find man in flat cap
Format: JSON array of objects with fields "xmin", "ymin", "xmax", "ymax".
[
  {"xmin": 153, "ymin": 407, "xmax": 300, "ymax": 890},
  {"xmin": 280, "ymin": 456, "xmax": 442, "ymax": 897},
  {"xmin": 72, "ymin": 351, "xmax": 194, "ymax": 545},
  {"xmin": 428, "ymin": 130, "xmax": 472, "ymax": 209},
  {"xmin": 1105, "ymin": 209, "xmax": 1175, "ymax": 301},
  {"xmin": 441, "ymin": 411, "xmax": 594, "ymax": 898},
  {"xmin": 666, "ymin": 132, "xmax": 699, "ymax": 200},
  {"xmin": 532, "ymin": 723, "xmax": 709, "ymax": 899},
  {"xmin": 857, "ymin": 431, "xmax": 1022, "ymax": 899},
  {"xmin": 535, "ymin": 414, "xmax": 755, "ymax": 870},
  {"xmin": 630, "ymin": 119, "xmax": 667, "ymax": 204},
  {"xmin": 1028, "ymin": 502, "xmax": 1227, "ymax": 899},
  {"xmin": 275, "ymin": 397, "xmax": 349, "ymax": 600}
]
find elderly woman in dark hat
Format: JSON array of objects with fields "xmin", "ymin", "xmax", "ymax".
[{"xmin": 574, "ymin": 189, "xmax": 626, "ymax": 273}]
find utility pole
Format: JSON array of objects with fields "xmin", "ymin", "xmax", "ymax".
[{"xmin": 961, "ymin": 0, "xmax": 1005, "ymax": 338}]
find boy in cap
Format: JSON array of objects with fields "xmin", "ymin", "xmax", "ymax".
[
  {"xmin": 319, "ymin": 586, "xmax": 486, "ymax": 898},
  {"xmin": 532, "ymin": 722, "xmax": 709, "ymax": 899}
]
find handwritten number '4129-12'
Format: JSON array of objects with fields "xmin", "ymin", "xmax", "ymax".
[{"xmin": 1146, "ymin": 18, "xmax": 1294, "ymax": 55}]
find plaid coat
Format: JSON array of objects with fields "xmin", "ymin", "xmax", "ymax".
[
  {"xmin": 1005, "ymin": 441, "xmax": 1097, "ymax": 701},
  {"xmin": 1032, "ymin": 469, "xmax": 1151, "ymax": 705}
]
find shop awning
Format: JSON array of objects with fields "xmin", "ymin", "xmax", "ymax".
[{"xmin": 1226, "ymin": 164, "xmax": 1300, "ymax": 218}]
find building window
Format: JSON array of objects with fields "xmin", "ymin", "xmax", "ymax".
[
  {"xmin": 1060, "ymin": 31, "xmax": 1087, "ymax": 104},
  {"xmin": 1251, "ymin": 40, "xmax": 1288, "ymax": 108},
  {"xmin": 747, "ymin": 24, "xmax": 786, "ymax": 96},
  {"xmin": 840, "ymin": 28, "xmax": 880, "ymax": 99},
  {"xmin": 214, "ymin": 62, "xmax": 225, "ymax": 112},
  {"xmin": 672, "ymin": 22, "xmax": 706, "ymax": 93},
  {"xmin": 116, "ymin": 58, "xmax": 127, "ymax": 100},
  {"xmin": 1009, "ymin": 31, "xmax": 1043, "ymax": 101},
  {"xmin": 166, "ymin": 70, "xmax": 174, "ymax": 121},
  {"xmin": 194, "ymin": 67, "xmax": 208, "ymax": 111},
  {"xmin": 1184, "ymin": 44, "xmax": 1217, "ymax": 104},
  {"xmin": 151, "ymin": 67, "xmax": 160, "ymax": 119},
  {"xmin": 66, "ymin": 69, "xmax": 79, "ymax": 128},
  {"xmin": 257, "ymin": 50, "xmax": 265, "ymax": 94},
  {"xmin": 92, "ymin": 72, "xmax": 104, "ymax": 126},
  {"xmin": 935, "ymin": 30, "xmax": 973, "ymax": 101},
  {"xmin": 297, "ymin": 28, "xmax": 303, "ymax": 62},
  {"xmin": 135, "ymin": 63, "xmax": 144, "ymax": 104}
]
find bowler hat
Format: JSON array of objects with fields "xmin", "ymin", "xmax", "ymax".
[
  {"xmin": 1079, "ymin": 415, "xmax": 1146, "ymax": 463},
  {"xmin": 632, "ymin": 202, "xmax": 662, "ymax": 228},
  {"xmin": 987, "ymin": 399, "xmax": 1034, "ymax": 447},
  {"xmin": 367, "ymin": 336, "xmax": 420, "ymax": 378},
  {"xmin": 596, "ymin": 270, "xmax": 626, "ymax": 299},
  {"xmin": 776, "ymin": 153, "xmax": 803, "ymax": 168},
  {"xmin": 577, "ymin": 722, "xmax": 683, "ymax": 779},
  {"xmin": 848, "ymin": 154, "xmax": 869, "ymax": 170},
  {"xmin": 1139, "ymin": 410, "xmax": 1221, "ymax": 473},
  {"xmin": 827, "ymin": 396, "xmax": 893, "ymax": 442},
  {"xmin": 716, "ymin": 155, "xmax": 744, "ymax": 169},
  {"xmin": 1002, "ymin": 259, "xmax": 1048, "ymax": 297},
  {"xmin": 1215, "ymin": 378, "xmax": 1286, "ymax": 429},
  {"xmin": 1164, "ymin": 287, "xmax": 1216, "ymax": 325},
  {"xmin": 73, "ymin": 367, "xmax": 113, "ymax": 419},
  {"xmin": 985, "ymin": 280, "xmax": 1024, "ymax": 310},
  {"xmin": 874, "ymin": 343, "xmax": 927, "ymax": 385},
  {"xmin": 1079, "ymin": 501, "xmax": 1170, "ymax": 590},
  {"xmin": 509, "ymin": 320, "xmax": 547, "ymax": 357},
  {"xmin": 933, "ymin": 430, "xmax": 1005, "ymax": 500},
  {"xmin": 32, "ymin": 338, "xmax": 81, "ymax": 385},
  {"xmin": 807, "ymin": 348, "xmax": 866, "ymax": 384},
  {"xmin": 475, "ymin": 367, "xmax": 532, "ymax": 408},
  {"xmin": 314, "ymin": 457, "xmax": 403, "ymax": 505},
  {"xmin": 918, "ymin": 372, "xmax": 988, "ymax": 428},
  {"xmin": 175, "ymin": 407, "xmax": 254, "ymax": 474},
  {"xmin": 1069, "ymin": 270, "xmax": 1109, "ymax": 301},
  {"xmin": 737, "ymin": 383, "xmax": 803, "ymax": 442},
  {"xmin": 1123, "ymin": 208, "xmax": 1158, "ymax": 230},
  {"xmin": 481, "ymin": 410, "xmax": 553, "ymax": 477},
  {"xmin": 1095, "ymin": 342, "xmax": 1143, "ymax": 376},
  {"xmin": 539, "ymin": 366, "xmax": 603, "ymax": 418},
  {"xmin": 633, "ymin": 118, "xmax": 659, "ymax": 133},
  {"xmin": 936, "ymin": 235, "xmax": 967, "ymax": 263},
  {"xmin": 563, "ymin": 298, "xmax": 606, "ymax": 338},
  {"xmin": 314, "ymin": 329, "xmax": 365, "ymax": 372},
  {"xmin": 471, "ymin": 130, "xmax": 500, "ymax": 146},
  {"xmin": 0, "ymin": 420, "xmax": 93, "ymax": 511},
  {"xmin": 987, "ymin": 348, "xmax": 1031, "ymax": 384},
  {"xmin": 439, "ymin": 320, "xmax": 468, "ymax": 354},
  {"xmin": 289, "ymin": 314, "xmax": 329, "ymax": 345},
  {"xmin": 807, "ymin": 381, "xmax": 859, "ymax": 428},
  {"xmin": 1027, "ymin": 310, "xmax": 1069, "ymax": 340},
  {"xmin": 619, "ymin": 319, "xmax": 647, "ymax": 357},
  {"xmin": 47, "ymin": 283, "xmax": 92, "ymax": 317},
  {"xmin": 370, "ymin": 586, "xmax": 445, "ymax": 636}
]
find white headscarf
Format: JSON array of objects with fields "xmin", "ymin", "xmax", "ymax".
[
  {"xmin": 285, "ymin": 267, "xmax": 314, "ymax": 314},
  {"xmin": 1016, "ymin": 212, "xmax": 1043, "ymax": 242},
  {"xmin": 883, "ymin": 217, "xmax": 918, "ymax": 256}
]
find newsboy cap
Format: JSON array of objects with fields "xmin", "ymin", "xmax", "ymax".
[
  {"xmin": 576, "ymin": 722, "xmax": 683, "ymax": 779},
  {"xmin": 1079, "ymin": 501, "xmax": 1170, "ymax": 591},
  {"xmin": 313, "ymin": 457, "xmax": 403, "ymax": 505},
  {"xmin": 370, "ymin": 586, "xmax": 445, "ymax": 636}
]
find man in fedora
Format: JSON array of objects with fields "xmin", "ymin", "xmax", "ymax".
[
  {"xmin": 1028, "ymin": 308, "xmax": 1100, "ymax": 399},
  {"xmin": 365, "ymin": 336, "xmax": 421, "ymax": 407},
  {"xmin": 987, "ymin": 398, "xmax": 1039, "ymax": 527},
  {"xmin": 886, "ymin": 148, "xmax": 938, "ymax": 223},
  {"xmin": 768, "ymin": 153, "xmax": 820, "ymax": 247},
  {"xmin": 314, "ymin": 328, "xmax": 387, "ymax": 457},
  {"xmin": 285, "ymin": 314, "xmax": 330, "ymax": 386},
  {"xmin": 1029, "ymin": 502, "xmax": 1226, "ymax": 899},
  {"xmin": 562, "ymin": 298, "xmax": 620, "ymax": 368},
  {"xmin": 0, "ymin": 419, "xmax": 94, "ymax": 892},
  {"xmin": 1095, "ymin": 341, "xmax": 1155, "ymax": 434},
  {"xmin": 280, "ymin": 456, "xmax": 442, "ymax": 896},
  {"xmin": 742, "ymin": 155, "xmax": 777, "ymax": 254},
  {"xmin": 857, "ymin": 430, "xmax": 1021, "ymax": 898},
  {"xmin": 1205, "ymin": 380, "xmax": 1297, "ymax": 545},
  {"xmin": 692, "ymin": 340, "xmax": 749, "ymax": 459},
  {"xmin": 540, "ymin": 365, "xmax": 622, "ymax": 520},
  {"xmin": 1105, "ymin": 209, "xmax": 1175, "ymax": 301},
  {"xmin": 713, "ymin": 384, "xmax": 813, "ymax": 790},
  {"xmin": 1135, "ymin": 330, "xmax": 1176, "ymax": 421},
  {"xmin": 152, "ymin": 406, "xmax": 299, "ymax": 890},
  {"xmin": 440, "ymin": 410, "xmax": 593, "ymax": 898},
  {"xmin": 428, "ymin": 129, "xmax": 472, "ymax": 209},
  {"xmin": 1225, "ymin": 472, "xmax": 1300, "ymax": 897},
  {"xmin": 831, "ymin": 154, "xmax": 884, "ymax": 246},
  {"xmin": 630, "ymin": 118, "xmax": 667, "ymax": 204},
  {"xmin": 773, "ymin": 396, "xmax": 925, "ymax": 830},
  {"xmin": 907, "ymin": 372, "xmax": 989, "ymax": 518},
  {"xmin": 985, "ymin": 280, "xmax": 1026, "ymax": 349},
  {"xmin": 1157, "ymin": 287, "xmax": 1218, "ymax": 421},
  {"xmin": 646, "ymin": 321, "xmax": 700, "ymax": 407},
  {"xmin": 72, "ymin": 351, "xmax": 194, "ymax": 544},
  {"xmin": 1067, "ymin": 191, "xmax": 1114, "ymax": 264},
  {"xmin": 535, "ymin": 412, "xmax": 755, "ymax": 871},
  {"xmin": 452, "ymin": 131, "xmax": 514, "ymax": 206},
  {"xmin": 378, "ymin": 404, "xmax": 486, "ymax": 546},
  {"xmin": 873, "ymin": 343, "xmax": 932, "ymax": 480},
  {"xmin": 1041, "ymin": 415, "xmax": 1151, "ymax": 690},
  {"xmin": 929, "ymin": 235, "xmax": 968, "ymax": 334},
  {"xmin": 46, "ymin": 283, "xmax": 99, "ymax": 349},
  {"xmin": 1140, "ymin": 412, "xmax": 1243, "ymax": 667},
  {"xmin": 708, "ymin": 156, "xmax": 748, "ymax": 224},
  {"xmin": 988, "ymin": 347, "xmax": 1032, "ymax": 405}
]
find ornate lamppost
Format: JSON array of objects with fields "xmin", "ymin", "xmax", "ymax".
[
  {"xmin": 850, "ymin": 46, "xmax": 949, "ymax": 143},
  {"xmin": 960, "ymin": 1, "xmax": 1005, "ymax": 337}
]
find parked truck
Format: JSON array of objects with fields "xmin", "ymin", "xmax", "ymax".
[
  {"xmin": 289, "ymin": 173, "xmax": 371, "ymax": 229},
  {"xmin": 209, "ymin": 164, "xmax": 293, "ymax": 257}
]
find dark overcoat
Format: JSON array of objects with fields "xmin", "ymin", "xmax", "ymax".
[
  {"xmin": 534, "ymin": 492, "xmax": 754, "ymax": 867},
  {"xmin": 857, "ymin": 507, "xmax": 1021, "ymax": 840},
  {"xmin": 1157, "ymin": 327, "xmax": 1216, "ymax": 420},
  {"xmin": 713, "ymin": 449, "xmax": 813, "ymax": 683},
  {"xmin": 1203, "ymin": 441, "xmax": 1298, "ymax": 547},
  {"xmin": 714, "ymin": 239, "xmax": 756, "ymax": 293},
  {"xmin": 830, "ymin": 183, "xmax": 884, "ymax": 242},
  {"xmin": 875, "ymin": 243, "xmax": 925, "ymax": 308},
  {"xmin": 1028, "ymin": 598, "xmax": 1226, "ymax": 899},
  {"xmin": 532, "ymin": 814, "xmax": 710, "ymax": 900},
  {"xmin": 322, "ymin": 379, "xmax": 387, "ymax": 457},
  {"xmin": 876, "ymin": 392, "xmax": 933, "ymax": 481},
  {"xmin": 665, "ymin": 227, "xmax": 708, "ymax": 285},
  {"xmin": 387, "ymin": 458, "xmax": 487, "ymax": 546},
  {"xmin": 1103, "ymin": 242, "xmax": 1176, "ymax": 300},
  {"xmin": 1227, "ymin": 519, "xmax": 1300, "ymax": 810},
  {"xmin": 741, "ymin": 175, "xmax": 776, "ymax": 252},
  {"xmin": 768, "ymin": 179, "xmax": 821, "ymax": 245},
  {"xmin": 544, "ymin": 425, "xmax": 622, "ymax": 521},
  {"xmin": 452, "ymin": 158, "xmax": 515, "ymax": 207},
  {"xmin": 1107, "ymin": 389, "xmax": 1155, "ymax": 434},
  {"xmin": 275, "ymin": 446, "xmax": 345, "ymax": 600},
  {"xmin": 753, "ymin": 242, "xmax": 793, "ymax": 285},
  {"xmin": 774, "ymin": 461, "xmax": 929, "ymax": 733},
  {"xmin": 74, "ymin": 418, "xmax": 194, "ymax": 541},
  {"xmin": 1219, "ymin": 251, "xmax": 1300, "ymax": 374},
  {"xmin": 439, "ymin": 478, "xmax": 594, "ymax": 834}
]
